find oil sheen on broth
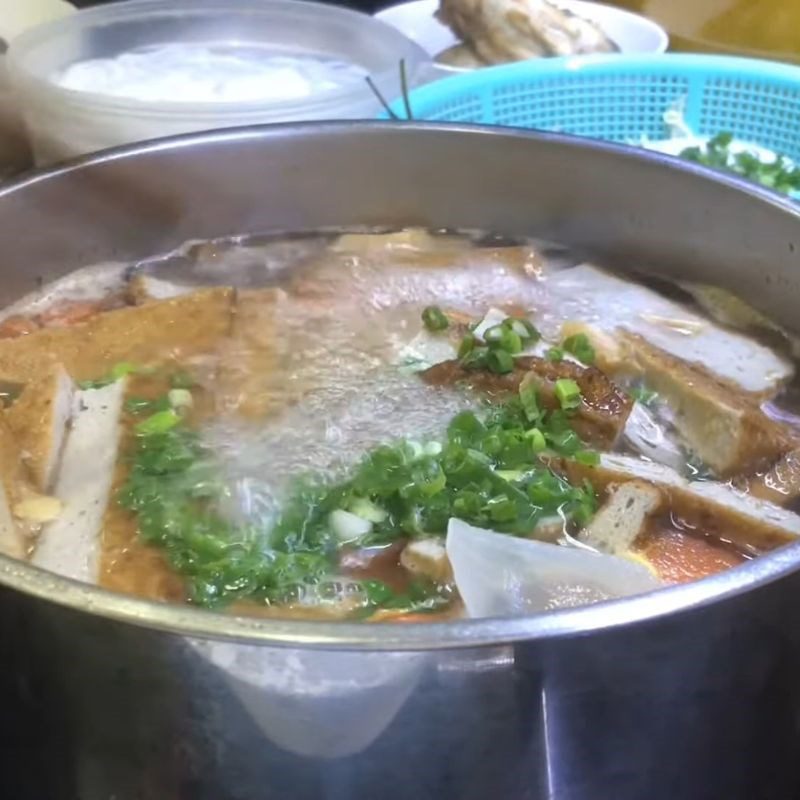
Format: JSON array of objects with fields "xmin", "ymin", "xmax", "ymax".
[{"xmin": 2, "ymin": 228, "xmax": 799, "ymax": 623}]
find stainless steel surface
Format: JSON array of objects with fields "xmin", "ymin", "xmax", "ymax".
[{"xmin": 2, "ymin": 122, "xmax": 800, "ymax": 799}]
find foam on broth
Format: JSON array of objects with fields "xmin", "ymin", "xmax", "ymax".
[{"xmin": 3, "ymin": 228, "xmax": 798, "ymax": 621}]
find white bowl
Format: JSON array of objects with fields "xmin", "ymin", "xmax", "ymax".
[{"xmin": 374, "ymin": 0, "xmax": 668, "ymax": 72}]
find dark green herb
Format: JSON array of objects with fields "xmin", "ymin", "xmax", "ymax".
[
  {"xmin": 545, "ymin": 347, "xmax": 564, "ymax": 363},
  {"xmin": 486, "ymin": 348, "xmax": 514, "ymax": 374},
  {"xmin": 680, "ymin": 132, "xmax": 800, "ymax": 196},
  {"xmin": 77, "ymin": 361, "xmax": 140, "ymax": 390},
  {"xmin": 562, "ymin": 333, "xmax": 596, "ymax": 365},
  {"xmin": 421, "ymin": 305, "xmax": 449, "ymax": 332},
  {"xmin": 485, "ymin": 323, "xmax": 523, "ymax": 354},
  {"xmin": 629, "ymin": 385, "xmax": 659, "ymax": 407},
  {"xmin": 121, "ymin": 369, "xmax": 598, "ymax": 611},
  {"xmin": 125, "ymin": 395, "xmax": 171, "ymax": 416},
  {"xmin": 555, "ymin": 378, "xmax": 582, "ymax": 411},
  {"xmin": 505, "ymin": 317, "xmax": 540, "ymax": 342}
]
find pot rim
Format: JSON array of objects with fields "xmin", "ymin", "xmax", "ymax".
[{"xmin": 2, "ymin": 120, "xmax": 800, "ymax": 651}]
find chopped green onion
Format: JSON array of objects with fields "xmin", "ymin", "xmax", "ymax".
[
  {"xmin": 679, "ymin": 132, "xmax": 800, "ymax": 196},
  {"xmin": 485, "ymin": 495, "xmax": 517, "ymax": 522},
  {"xmin": 495, "ymin": 469, "xmax": 525, "ymax": 482},
  {"xmin": 348, "ymin": 497, "xmax": 388, "ymax": 523},
  {"xmin": 574, "ymin": 450, "xmax": 600, "ymax": 466},
  {"xmin": 135, "ymin": 409, "xmax": 180, "ymax": 436},
  {"xmin": 486, "ymin": 349, "xmax": 514, "ymax": 374},
  {"xmin": 506, "ymin": 317, "xmax": 540, "ymax": 342},
  {"xmin": 629, "ymin": 385, "xmax": 659, "ymax": 407},
  {"xmin": 110, "ymin": 362, "xmax": 138, "ymax": 380},
  {"xmin": 525, "ymin": 427, "xmax": 547, "ymax": 453},
  {"xmin": 562, "ymin": 333, "xmax": 596, "ymax": 365},
  {"xmin": 422, "ymin": 305, "xmax": 449, "ymax": 332},
  {"xmin": 77, "ymin": 377, "xmax": 113, "ymax": 390},
  {"xmin": 555, "ymin": 378, "xmax": 582, "ymax": 411},
  {"xmin": 484, "ymin": 324, "xmax": 522, "ymax": 354},
  {"xmin": 125, "ymin": 395, "xmax": 170, "ymax": 415},
  {"xmin": 458, "ymin": 332, "xmax": 477, "ymax": 359},
  {"xmin": 519, "ymin": 381, "xmax": 540, "ymax": 422},
  {"xmin": 545, "ymin": 347, "xmax": 564, "ymax": 363},
  {"xmin": 461, "ymin": 345, "xmax": 489, "ymax": 370}
]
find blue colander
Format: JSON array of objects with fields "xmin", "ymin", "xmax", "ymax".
[{"xmin": 385, "ymin": 54, "xmax": 800, "ymax": 166}]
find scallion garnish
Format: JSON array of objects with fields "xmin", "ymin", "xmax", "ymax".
[
  {"xmin": 135, "ymin": 409, "xmax": 180, "ymax": 436},
  {"xmin": 555, "ymin": 378, "xmax": 582, "ymax": 411},
  {"xmin": 545, "ymin": 347, "xmax": 564, "ymax": 363},
  {"xmin": 485, "ymin": 323, "xmax": 523, "ymax": 354},
  {"xmin": 461, "ymin": 345, "xmax": 489, "ymax": 370},
  {"xmin": 519, "ymin": 380, "xmax": 540, "ymax": 422},
  {"xmin": 562, "ymin": 333, "xmax": 596, "ymax": 365},
  {"xmin": 629, "ymin": 385, "xmax": 659, "ymax": 407},
  {"xmin": 507, "ymin": 317, "xmax": 540, "ymax": 342},
  {"xmin": 487, "ymin": 349, "xmax": 515, "ymax": 374},
  {"xmin": 679, "ymin": 132, "xmax": 800, "ymax": 196},
  {"xmin": 458, "ymin": 332, "xmax": 477, "ymax": 359},
  {"xmin": 422, "ymin": 305, "xmax": 449, "ymax": 332},
  {"xmin": 526, "ymin": 427, "xmax": 547, "ymax": 453}
]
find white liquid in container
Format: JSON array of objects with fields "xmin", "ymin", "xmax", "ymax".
[{"xmin": 54, "ymin": 43, "xmax": 369, "ymax": 103}]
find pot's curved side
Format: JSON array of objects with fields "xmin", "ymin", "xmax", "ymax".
[
  {"xmin": 3, "ymin": 572, "xmax": 800, "ymax": 800},
  {"xmin": 0, "ymin": 123, "xmax": 799, "ymax": 798}
]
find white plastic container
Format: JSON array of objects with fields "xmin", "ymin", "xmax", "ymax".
[{"xmin": 8, "ymin": 0, "xmax": 430, "ymax": 165}]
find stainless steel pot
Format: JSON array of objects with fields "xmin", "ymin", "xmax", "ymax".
[{"xmin": 2, "ymin": 123, "xmax": 800, "ymax": 800}]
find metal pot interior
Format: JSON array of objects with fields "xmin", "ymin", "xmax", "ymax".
[{"xmin": 2, "ymin": 120, "xmax": 800, "ymax": 649}]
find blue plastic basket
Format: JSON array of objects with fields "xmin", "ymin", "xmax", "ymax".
[{"xmin": 386, "ymin": 54, "xmax": 800, "ymax": 162}]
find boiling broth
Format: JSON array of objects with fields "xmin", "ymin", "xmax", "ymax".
[{"xmin": 0, "ymin": 228, "xmax": 797, "ymax": 621}]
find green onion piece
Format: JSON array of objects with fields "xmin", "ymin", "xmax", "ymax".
[
  {"xmin": 110, "ymin": 362, "xmax": 138, "ymax": 380},
  {"xmin": 77, "ymin": 377, "xmax": 113, "ymax": 390},
  {"xmin": 485, "ymin": 495, "xmax": 517, "ymax": 522},
  {"xmin": 506, "ymin": 317, "xmax": 540, "ymax": 342},
  {"xmin": 458, "ymin": 332, "xmax": 477, "ymax": 359},
  {"xmin": 525, "ymin": 427, "xmax": 547, "ymax": 453},
  {"xmin": 422, "ymin": 305, "xmax": 449, "ymax": 332},
  {"xmin": 547, "ymin": 428, "xmax": 582, "ymax": 455},
  {"xmin": 461, "ymin": 345, "xmax": 489, "ymax": 370},
  {"xmin": 348, "ymin": 497, "xmax": 388, "ymax": 523},
  {"xmin": 545, "ymin": 347, "xmax": 564, "ymax": 363},
  {"xmin": 519, "ymin": 381, "xmax": 540, "ymax": 422},
  {"xmin": 125, "ymin": 396, "xmax": 170, "ymax": 415},
  {"xmin": 574, "ymin": 450, "xmax": 600, "ymax": 466},
  {"xmin": 136, "ymin": 409, "xmax": 180, "ymax": 436},
  {"xmin": 629, "ymin": 385, "xmax": 659, "ymax": 407},
  {"xmin": 486, "ymin": 349, "xmax": 514, "ymax": 374},
  {"xmin": 555, "ymin": 378, "xmax": 582, "ymax": 411},
  {"xmin": 562, "ymin": 333, "xmax": 596, "ymax": 365},
  {"xmin": 484, "ymin": 324, "xmax": 522, "ymax": 354},
  {"xmin": 483, "ymin": 324, "xmax": 505, "ymax": 345},
  {"xmin": 495, "ymin": 469, "xmax": 525, "ymax": 482}
]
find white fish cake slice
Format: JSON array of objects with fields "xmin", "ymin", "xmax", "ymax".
[{"xmin": 32, "ymin": 379, "xmax": 126, "ymax": 582}]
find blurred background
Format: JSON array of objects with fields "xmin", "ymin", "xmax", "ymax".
[{"xmin": 69, "ymin": 0, "xmax": 800, "ymax": 63}]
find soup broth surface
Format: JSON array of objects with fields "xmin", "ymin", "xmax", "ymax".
[{"xmin": 2, "ymin": 228, "xmax": 797, "ymax": 622}]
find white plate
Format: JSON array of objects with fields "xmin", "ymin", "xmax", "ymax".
[{"xmin": 374, "ymin": 0, "xmax": 668, "ymax": 69}]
